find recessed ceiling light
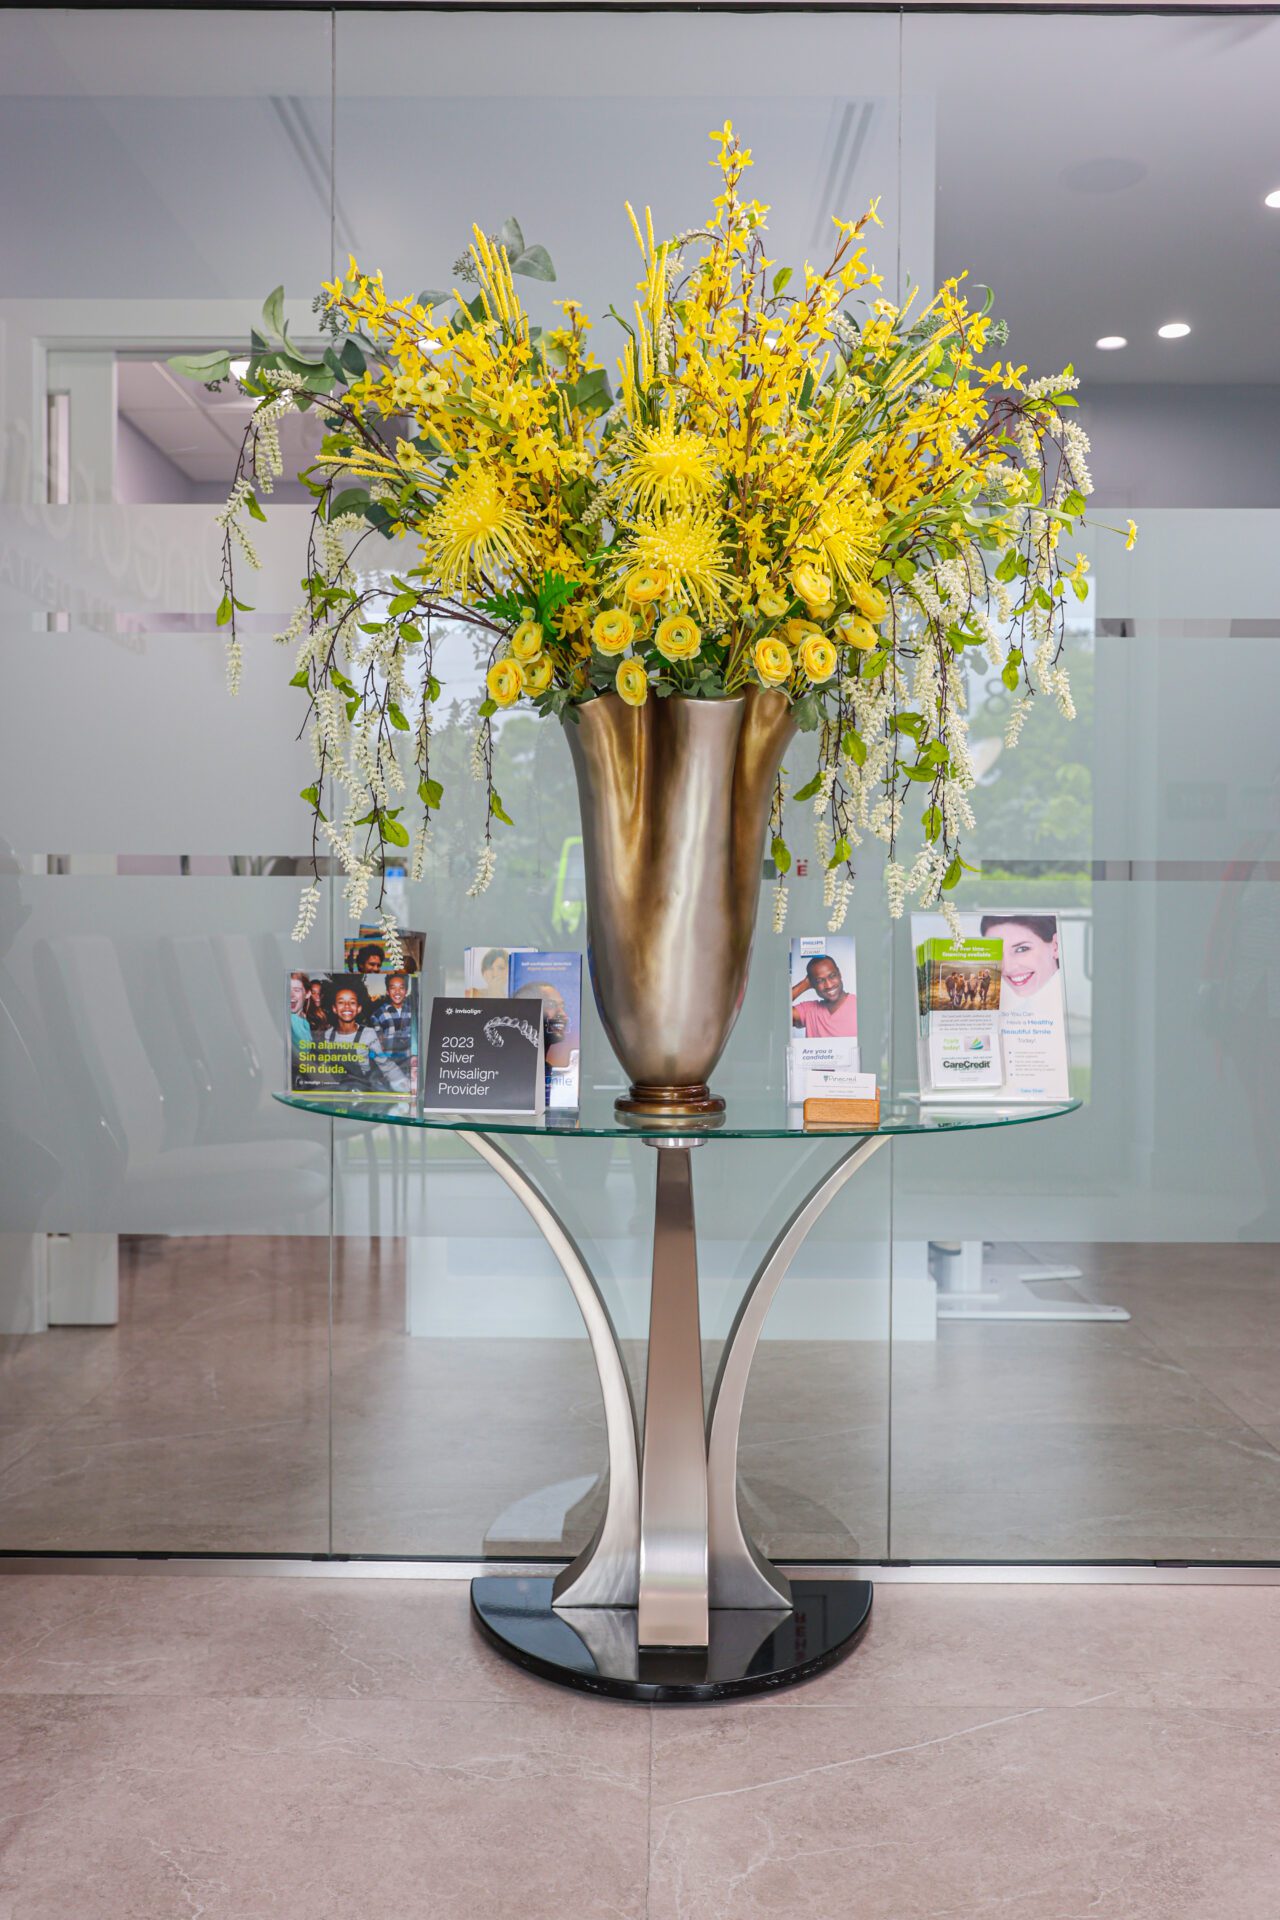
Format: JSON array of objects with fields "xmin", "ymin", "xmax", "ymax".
[
  {"xmin": 1095, "ymin": 335, "xmax": 1127, "ymax": 350},
  {"xmin": 1157, "ymin": 321, "xmax": 1191, "ymax": 339},
  {"xmin": 1265, "ymin": 188, "xmax": 1280, "ymax": 209}
]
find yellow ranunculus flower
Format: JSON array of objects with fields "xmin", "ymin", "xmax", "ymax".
[
  {"xmin": 510, "ymin": 620, "xmax": 544, "ymax": 662},
  {"xmin": 521, "ymin": 654, "xmax": 554, "ymax": 695},
  {"xmin": 623, "ymin": 565, "xmax": 670, "ymax": 604},
  {"xmin": 615, "ymin": 658, "xmax": 649, "ymax": 707},
  {"xmin": 487, "ymin": 657, "xmax": 524, "ymax": 707},
  {"xmin": 654, "ymin": 613, "xmax": 702, "ymax": 662},
  {"xmin": 807, "ymin": 598, "xmax": 836, "ymax": 622},
  {"xmin": 835, "ymin": 612, "xmax": 879, "ymax": 652},
  {"xmin": 592, "ymin": 608, "xmax": 636, "ymax": 655},
  {"xmin": 754, "ymin": 636, "xmax": 793, "ymax": 686},
  {"xmin": 757, "ymin": 587, "xmax": 789, "ymax": 620},
  {"xmin": 800, "ymin": 635, "xmax": 838, "ymax": 684},
  {"xmin": 781, "ymin": 617, "xmax": 823, "ymax": 649},
  {"xmin": 791, "ymin": 559, "xmax": 833, "ymax": 609},
  {"xmin": 847, "ymin": 581, "xmax": 888, "ymax": 623}
]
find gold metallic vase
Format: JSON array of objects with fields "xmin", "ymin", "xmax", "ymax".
[{"xmin": 563, "ymin": 689, "xmax": 797, "ymax": 1115}]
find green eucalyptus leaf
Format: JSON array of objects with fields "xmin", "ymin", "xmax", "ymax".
[
  {"xmin": 497, "ymin": 216, "xmax": 525, "ymax": 258},
  {"xmin": 512, "ymin": 244, "xmax": 555, "ymax": 282},
  {"xmin": 168, "ymin": 350, "xmax": 232, "ymax": 384},
  {"xmin": 261, "ymin": 285, "xmax": 286, "ymax": 341}
]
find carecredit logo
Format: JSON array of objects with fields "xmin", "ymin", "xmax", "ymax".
[{"xmin": 942, "ymin": 1057, "xmax": 991, "ymax": 1072}]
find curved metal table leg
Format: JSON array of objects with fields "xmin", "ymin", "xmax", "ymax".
[
  {"xmin": 458, "ymin": 1131, "xmax": 641, "ymax": 1609},
  {"xmin": 705, "ymin": 1133, "xmax": 889, "ymax": 1609}
]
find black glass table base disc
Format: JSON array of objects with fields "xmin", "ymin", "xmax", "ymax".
[{"xmin": 470, "ymin": 1574, "xmax": 873, "ymax": 1702}]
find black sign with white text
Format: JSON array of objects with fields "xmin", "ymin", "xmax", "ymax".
[{"xmin": 421, "ymin": 998, "xmax": 545, "ymax": 1114}]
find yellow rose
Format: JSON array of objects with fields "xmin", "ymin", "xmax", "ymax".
[
  {"xmin": 757, "ymin": 588, "xmax": 789, "ymax": 620},
  {"xmin": 835, "ymin": 611, "xmax": 879, "ymax": 652},
  {"xmin": 486, "ymin": 658, "xmax": 523, "ymax": 707},
  {"xmin": 791, "ymin": 559, "xmax": 833, "ymax": 609},
  {"xmin": 615, "ymin": 658, "xmax": 649, "ymax": 707},
  {"xmin": 623, "ymin": 565, "xmax": 670, "ymax": 605},
  {"xmin": 521, "ymin": 654, "xmax": 554, "ymax": 695},
  {"xmin": 654, "ymin": 613, "xmax": 702, "ymax": 663},
  {"xmin": 510, "ymin": 621, "xmax": 544, "ymax": 662},
  {"xmin": 592, "ymin": 608, "xmax": 636, "ymax": 655},
  {"xmin": 847, "ymin": 581, "xmax": 888, "ymax": 623},
  {"xmin": 754, "ymin": 636, "xmax": 793, "ymax": 686},
  {"xmin": 800, "ymin": 635, "xmax": 838, "ymax": 684}
]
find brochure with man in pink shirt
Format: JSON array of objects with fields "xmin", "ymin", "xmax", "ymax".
[{"xmin": 790, "ymin": 940, "xmax": 858, "ymax": 1039}]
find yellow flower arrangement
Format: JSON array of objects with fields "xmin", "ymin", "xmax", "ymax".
[
  {"xmin": 615, "ymin": 658, "xmax": 648, "ymax": 706},
  {"xmin": 592, "ymin": 609, "xmax": 636, "ymax": 655},
  {"xmin": 510, "ymin": 621, "xmax": 544, "ymax": 662},
  {"xmin": 654, "ymin": 614, "xmax": 702, "ymax": 663},
  {"xmin": 754, "ymin": 637, "xmax": 793, "ymax": 686},
  {"xmin": 199, "ymin": 121, "xmax": 1129, "ymax": 930}
]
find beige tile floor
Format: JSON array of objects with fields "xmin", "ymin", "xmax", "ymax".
[
  {"xmin": 0, "ymin": 1234, "xmax": 1277, "ymax": 1560},
  {"xmin": 1, "ymin": 1572, "xmax": 1278, "ymax": 1918}
]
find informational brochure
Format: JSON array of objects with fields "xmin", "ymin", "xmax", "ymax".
[
  {"xmin": 345, "ymin": 926, "xmax": 425, "ymax": 985},
  {"xmin": 786, "ymin": 935, "xmax": 861, "ymax": 1104},
  {"xmin": 462, "ymin": 946, "xmax": 535, "ymax": 999},
  {"xmin": 421, "ymin": 997, "xmax": 545, "ymax": 1114},
  {"xmin": 287, "ymin": 970, "xmax": 419, "ymax": 1099},
  {"xmin": 911, "ymin": 910, "xmax": 1070, "ymax": 1101},
  {"xmin": 508, "ymin": 950, "xmax": 583, "ymax": 1111}
]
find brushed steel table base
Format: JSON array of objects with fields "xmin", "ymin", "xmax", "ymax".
[{"xmin": 461, "ymin": 1129, "xmax": 887, "ymax": 1701}]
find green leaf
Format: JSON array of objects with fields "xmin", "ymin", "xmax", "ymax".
[
  {"xmin": 381, "ymin": 815, "xmax": 411, "ymax": 848},
  {"xmin": 994, "ymin": 549, "xmax": 1020, "ymax": 584},
  {"xmin": 860, "ymin": 648, "xmax": 889, "ymax": 679},
  {"xmin": 388, "ymin": 593, "xmax": 418, "ymax": 616},
  {"xmin": 289, "ymin": 668, "xmax": 310, "ymax": 689},
  {"xmin": 497, "ymin": 216, "xmax": 525, "ymax": 258},
  {"xmin": 922, "ymin": 805, "xmax": 943, "ymax": 841},
  {"xmin": 827, "ymin": 836, "xmax": 852, "ymax": 870},
  {"xmin": 327, "ymin": 487, "xmax": 374, "ymax": 523},
  {"xmin": 168, "ymin": 350, "xmax": 232, "ymax": 384},
  {"xmin": 216, "ymin": 594, "xmax": 233, "ymax": 628},
  {"xmin": 903, "ymin": 762, "xmax": 936, "ymax": 782},
  {"xmin": 894, "ymin": 556, "xmax": 916, "ymax": 586},
  {"xmin": 245, "ymin": 491, "xmax": 267, "ymax": 523},
  {"xmin": 1062, "ymin": 488, "xmax": 1086, "ymax": 516},
  {"xmin": 490, "ymin": 792, "xmax": 514, "ymax": 827},
  {"xmin": 418, "ymin": 777, "xmax": 444, "ymax": 811},
  {"xmin": 771, "ymin": 834, "xmax": 792, "ymax": 876},
  {"xmin": 1002, "ymin": 660, "xmax": 1021, "ymax": 690},
  {"xmin": 478, "ymin": 697, "xmax": 497, "ymax": 718},
  {"xmin": 942, "ymin": 855, "xmax": 963, "ymax": 892},
  {"xmin": 387, "ymin": 703, "xmax": 410, "ymax": 732},
  {"xmin": 842, "ymin": 729, "xmax": 867, "ymax": 767},
  {"xmin": 339, "ymin": 338, "xmax": 366, "ymax": 375},
  {"xmin": 416, "ymin": 289, "xmax": 450, "ymax": 310},
  {"xmin": 512, "ymin": 244, "xmax": 555, "ymax": 283},
  {"xmin": 261, "ymin": 286, "xmax": 286, "ymax": 341},
  {"xmin": 1072, "ymin": 576, "xmax": 1090, "ymax": 602},
  {"xmin": 400, "ymin": 623, "xmax": 424, "ymax": 647},
  {"xmin": 791, "ymin": 773, "xmax": 823, "ymax": 803},
  {"xmin": 299, "ymin": 784, "xmax": 320, "ymax": 807},
  {"xmin": 566, "ymin": 367, "xmax": 612, "ymax": 417},
  {"xmin": 772, "ymin": 267, "xmax": 793, "ymax": 297}
]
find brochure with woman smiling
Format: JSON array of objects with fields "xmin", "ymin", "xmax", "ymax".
[{"xmin": 911, "ymin": 910, "xmax": 1070, "ymax": 1101}]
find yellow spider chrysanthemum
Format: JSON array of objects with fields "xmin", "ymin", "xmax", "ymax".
[
  {"xmin": 521, "ymin": 654, "xmax": 554, "ymax": 695},
  {"xmin": 510, "ymin": 621, "xmax": 544, "ymax": 662},
  {"xmin": 654, "ymin": 613, "xmax": 702, "ymax": 663},
  {"xmin": 592, "ymin": 609, "xmax": 636, "ymax": 655},
  {"xmin": 420, "ymin": 464, "xmax": 534, "ymax": 595},
  {"xmin": 625, "ymin": 510, "xmax": 732, "ymax": 618},
  {"xmin": 847, "ymin": 581, "xmax": 888, "ymax": 623},
  {"xmin": 809, "ymin": 489, "xmax": 883, "ymax": 588},
  {"xmin": 616, "ymin": 415, "xmax": 718, "ymax": 515},
  {"xmin": 622, "ymin": 566, "xmax": 670, "ymax": 605},
  {"xmin": 616, "ymin": 658, "xmax": 649, "ymax": 706},
  {"xmin": 800, "ymin": 635, "xmax": 838, "ymax": 684},
  {"xmin": 754, "ymin": 636, "xmax": 793, "ymax": 686},
  {"xmin": 487, "ymin": 658, "xmax": 524, "ymax": 707},
  {"xmin": 835, "ymin": 611, "xmax": 879, "ymax": 652},
  {"xmin": 791, "ymin": 559, "xmax": 833, "ymax": 609}
]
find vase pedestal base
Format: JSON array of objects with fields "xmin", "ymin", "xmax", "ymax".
[
  {"xmin": 615, "ymin": 1082, "xmax": 725, "ymax": 1118},
  {"xmin": 471, "ymin": 1574, "xmax": 873, "ymax": 1703}
]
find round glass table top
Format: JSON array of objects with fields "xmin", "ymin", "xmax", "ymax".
[{"xmin": 274, "ymin": 1088, "xmax": 1081, "ymax": 1141}]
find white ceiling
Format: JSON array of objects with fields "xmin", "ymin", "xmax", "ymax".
[
  {"xmin": 117, "ymin": 359, "xmax": 319, "ymax": 489},
  {"xmin": 6, "ymin": 7, "xmax": 1277, "ymax": 418}
]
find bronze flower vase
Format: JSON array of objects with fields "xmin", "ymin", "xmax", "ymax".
[{"xmin": 563, "ymin": 688, "xmax": 797, "ymax": 1115}]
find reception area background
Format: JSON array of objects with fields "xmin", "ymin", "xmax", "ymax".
[{"xmin": 2, "ymin": 4, "xmax": 1278, "ymax": 1567}]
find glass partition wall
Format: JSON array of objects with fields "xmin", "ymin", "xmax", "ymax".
[{"xmin": 1, "ymin": 6, "xmax": 1275, "ymax": 1565}]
